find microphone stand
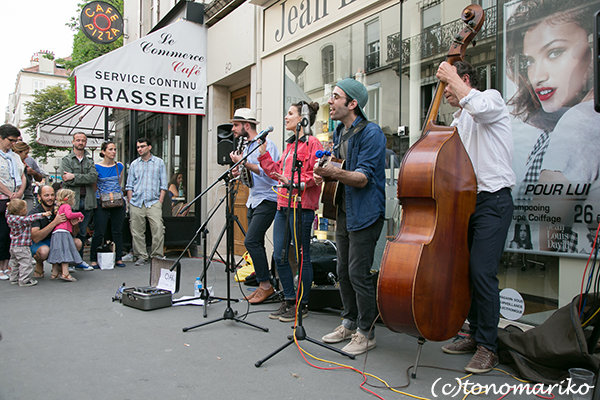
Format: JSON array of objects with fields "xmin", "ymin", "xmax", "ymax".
[
  {"xmin": 182, "ymin": 139, "xmax": 269, "ymax": 333},
  {"xmin": 255, "ymin": 119, "xmax": 355, "ymax": 367}
]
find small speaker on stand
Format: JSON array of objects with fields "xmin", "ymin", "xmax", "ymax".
[{"xmin": 217, "ymin": 123, "xmax": 234, "ymax": 165}]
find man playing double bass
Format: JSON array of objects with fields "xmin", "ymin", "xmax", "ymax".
[
  {"xmin": 436, "ymin": 60, "xmax": 516, "ymax": 374},
  {"xmin": 314, "ymin": 78, "xmax": 386, "ymax": 355}
]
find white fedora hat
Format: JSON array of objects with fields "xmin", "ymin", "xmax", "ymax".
[{"xmin": 230, "ymin": 108, "xmax": 259, "ymax": 125}]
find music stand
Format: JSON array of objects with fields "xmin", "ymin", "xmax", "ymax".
[
  {"xmin": 255, "ymin": 117, "xmax": 355, "ymax": 367},
  {"xmin": 182, "ymin": 137, "xmax": 269, "ymax": 333}
]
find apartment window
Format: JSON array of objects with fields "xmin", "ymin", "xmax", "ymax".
[
  {"xmin": 365, "ymin": 19, "xmax": 380, "ymax": 72},
  {"xmin": 321, "ymin": 45, "xmax": 334, "ymax": 85},
  {"xmin": 33, "ymin": 81, "xmax": 45, "ymax": 93},
  {"xmin": 421, "ymin": 3, "xmax": 440, "ymax": 29},
  {"xmin": 479, "ymin": 0, "xmax": 497, "ymax": 8}
]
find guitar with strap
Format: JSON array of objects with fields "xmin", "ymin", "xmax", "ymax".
[
  {"xmin": 316, "ymin": 120, "xmax": 368, "ymax": 220},
  {"xmin": 377, "ymin": 4, "xmax": 483, "ymax": 343}
]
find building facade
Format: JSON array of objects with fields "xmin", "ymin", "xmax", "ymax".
[{"xmin": 122, "ymin": 0, "xmax": 600, "ymax": 326}]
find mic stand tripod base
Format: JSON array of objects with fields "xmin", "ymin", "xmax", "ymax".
[
  {"xmin": 254, "ymin": 308, "xmax": 355, "ymax": 367},
  {"xmin": 182, "ymin": 303, "xmax": 269, "ymax": 333},
  {"xmin": 199, "ymin": 287, "xmax": 235, "ymax": 318}
]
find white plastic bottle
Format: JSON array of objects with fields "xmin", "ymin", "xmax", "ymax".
[{"xmin": 194, "ymin": 277, "xmax": 202, "ymax": 297}]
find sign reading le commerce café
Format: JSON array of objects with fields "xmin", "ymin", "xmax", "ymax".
[{"xmin": 74, "ymin": 19, "xmax": 207, "ymax": 115}]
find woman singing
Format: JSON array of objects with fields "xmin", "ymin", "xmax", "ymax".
[{"xmin": 258, "ymin": 101, "xmax": 323, "ymax": 322}]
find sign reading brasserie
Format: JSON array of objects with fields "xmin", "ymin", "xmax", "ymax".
[
  {"xmin": 74, "ymin": 20, "xmax": 207, "ymax": 115},
  {"xmin": 80, "ymin": 1, "xmax": 123, "ymax": 44}
]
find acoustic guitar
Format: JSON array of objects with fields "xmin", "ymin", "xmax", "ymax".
[{"xmin": 315, "ymin": 149, "xmax": 344, "ymax": 220}]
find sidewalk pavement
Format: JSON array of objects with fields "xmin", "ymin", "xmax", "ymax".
[{"xmin": 0, "ymin": 255, "xmax": 572, "ymax": 400}]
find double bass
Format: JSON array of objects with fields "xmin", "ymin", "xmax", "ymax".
[{"xmin": 377, "ymin": 5, "xmax": 483, "ymax": 342}]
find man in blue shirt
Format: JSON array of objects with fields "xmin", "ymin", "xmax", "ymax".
[
  {"xmin": 126, "ymin": 137, "xmax": 168, "ymax": 266},
  {"xmin": 315, "ymin": 78, "xmax": 386, "ymax": 355},
  {"xmin": 229, "ymin": 108, "xmax": 280, "ymax": 305}
]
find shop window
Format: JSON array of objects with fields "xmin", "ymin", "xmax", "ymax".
[
  {"xmin": 283, "ymin": 3, "xmax": 400, "ymax": 248},
  {"xmin": 365, "ymin": 19, "xmax": 380, "ymax": 72},
  {"xmin": 321, "ymin": 45, "xmax": 334, "ymax": 85}
]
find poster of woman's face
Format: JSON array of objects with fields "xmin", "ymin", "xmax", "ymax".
[{"xmin": 503, "ymin": 0, "xmax": 600, "ymax": 256}]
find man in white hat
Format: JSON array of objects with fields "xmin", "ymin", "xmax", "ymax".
[{"xmin": 229, "ymin": 108, "xmax": 280, "ymax": 304}]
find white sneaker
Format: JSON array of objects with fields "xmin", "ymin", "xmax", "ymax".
[
  {"xmin": 134, "ymin": 258, "xmax": 147, "ymax": 266},
  {"xmin": 322, "ymin": 325, "xmax": 357, "ymax": 343},
  {"xmin": 0, "ymin": 273, "xmax": 8, "ymax": 281},
  {"xmin": 341, "ymin": 332, "xmax": 376, "ymax": 356},
  {"xmin": 122, "ymin": 253, "xmax": 134, "ymax": 262},
  {"xmin": 19, "ymin": 279, "xmax": 38, "ymax": 287}
]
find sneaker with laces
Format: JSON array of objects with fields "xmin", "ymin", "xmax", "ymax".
[
  {"xmin": 134, "ymin": 258, "xmax": 148, "ymax": 266},
  {"xmin": 269, "ymin": 301, "xmax": 292, "ymax": 320},
  {"xmin": 322, "ymin": 325, "xmax": 357, "ymax": 343},
  {"xmin": 74, "ymin": 261, "xmax": 94, "ymax": 271},
  {"xmin": 122, "ymin": 253, "xmax": 134, "ymax": 262},
  {"xmin": 442, "ymin": 335, "xmax": 477, "ymax": 354},
  {"xmin": 341, "ymin": 332, "xmax": 376, "ymax": 355},
  {"xmin": 19, "ymin": 279, "xmax": 38, "ymax": 287},
  {"xmin": 464, "ymin": 346, "xmax": 499, "ymax": 374},
  {"xmin": 279, "ymin": 304, "xmax": 308, "ymax": 322}
]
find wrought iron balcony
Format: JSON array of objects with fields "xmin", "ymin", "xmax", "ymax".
[{"xmin": 387, "ymin": 6, "xmax": 497, "ymax": 66}]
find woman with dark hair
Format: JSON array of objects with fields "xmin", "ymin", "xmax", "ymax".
[
  {"xmin": 505, "ymin": 0, "xmax": 598, "ymax": 184},
  {"xmin": 90, "ymin": 141, "xmax": 126, "ymax": 268},
  {"xmin": 168, "ymin": 172, "xmax": 185, "ymax": 207},
  {"xmin": 509, "ymin": 224, "xmax": 533, "ymax": 250},
  {"xmin": 257, "ymin": 101, "xmax": 323, "ymax": 322}
]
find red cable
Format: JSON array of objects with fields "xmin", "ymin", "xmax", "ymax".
[{"xmin": 579, "ymin": 222, "xmax": 600, "ymax": 316}]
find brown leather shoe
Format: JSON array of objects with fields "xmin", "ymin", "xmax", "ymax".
[
  {"xmin": 243, "ymin": 290, "xmax": 257, "ymax": 301},
  {"xmin": 442, "ymin": 335, "xmax": 477, "ymax": 354},
  {"xmin": 248, "ymin": 286, "xmax": 274, "ymax": 304},
  {"xmin": 464, "ymin": 346, "xmax": 499, "ymax": 374}
]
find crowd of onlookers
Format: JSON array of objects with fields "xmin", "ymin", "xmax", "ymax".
[{"xmin": 0, "ymin": 123, "xmax": 172, "ymax": 286}]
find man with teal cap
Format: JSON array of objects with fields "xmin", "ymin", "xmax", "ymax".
[{"xmin": 314, "ymin": 78, "xmax": 386, "ymax": 355}]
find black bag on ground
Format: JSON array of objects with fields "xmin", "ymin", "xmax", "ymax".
[{"xmin": 498, "ymin": 294, "xmax": 600, "ymax": 384}]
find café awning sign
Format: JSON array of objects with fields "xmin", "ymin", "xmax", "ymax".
[{"xmin": 74, "ymin": 19, "xmax": 207, "ymax": 115}]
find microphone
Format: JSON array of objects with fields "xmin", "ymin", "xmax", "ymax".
[
  {"xmin": 275, "ymin": 182, "xmax": 305, "ymax": 191},
  {"xmin": 301, "ymin": 102, "xmax": 311, "ymax": 135},
  {"xmin": 252, "ymin": 126, "xmax": 274, "ymax": 143}
]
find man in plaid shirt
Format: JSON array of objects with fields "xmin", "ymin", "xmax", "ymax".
[
  {"xmin": 125, "ymin": 137, "xmax": 168, "ymax": 266},
  {"xmin": 6, "ymin": 199, "xmax": 50, "ymax": 286}
]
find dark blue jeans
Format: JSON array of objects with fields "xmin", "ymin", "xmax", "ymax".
[
  {"xmin": 245, "ymin": 200, "xmax": 277, "ymax": 283},
  {"xmin": 272, "ymin": 208, "xmax": 315, "ymax": 304},
  {"xmin": 336, "ymin": 211, "xmax": 384, "ymax": 337},
  {"xmin": 77, "ymin": 198, "xmax": 93, "ymax": 259},
  {"xmin": 90, "ymin": 200, "xmax": 126, "ymax": 263},
  {"xmin": 467, "ymin": 188, "xmax": 514, "ymax": 353}
]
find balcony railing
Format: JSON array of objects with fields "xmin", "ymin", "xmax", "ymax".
[{"xmin": 387, "ymin": 6, "xmax": 497, "ymax": 66}]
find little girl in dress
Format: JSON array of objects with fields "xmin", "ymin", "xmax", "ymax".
[{"xmin": 47, "ymin": 189, "xmax": 84, "ymax": 282}]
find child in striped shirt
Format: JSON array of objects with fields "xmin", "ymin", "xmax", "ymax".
[{"xmin": 6, "ymin": 199, "xmax": 51, "ymax": 286}]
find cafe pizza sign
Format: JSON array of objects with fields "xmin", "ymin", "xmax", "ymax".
[{"xmin": 80, "ymin": 1, "xmax": 123, "ymax": 44}]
